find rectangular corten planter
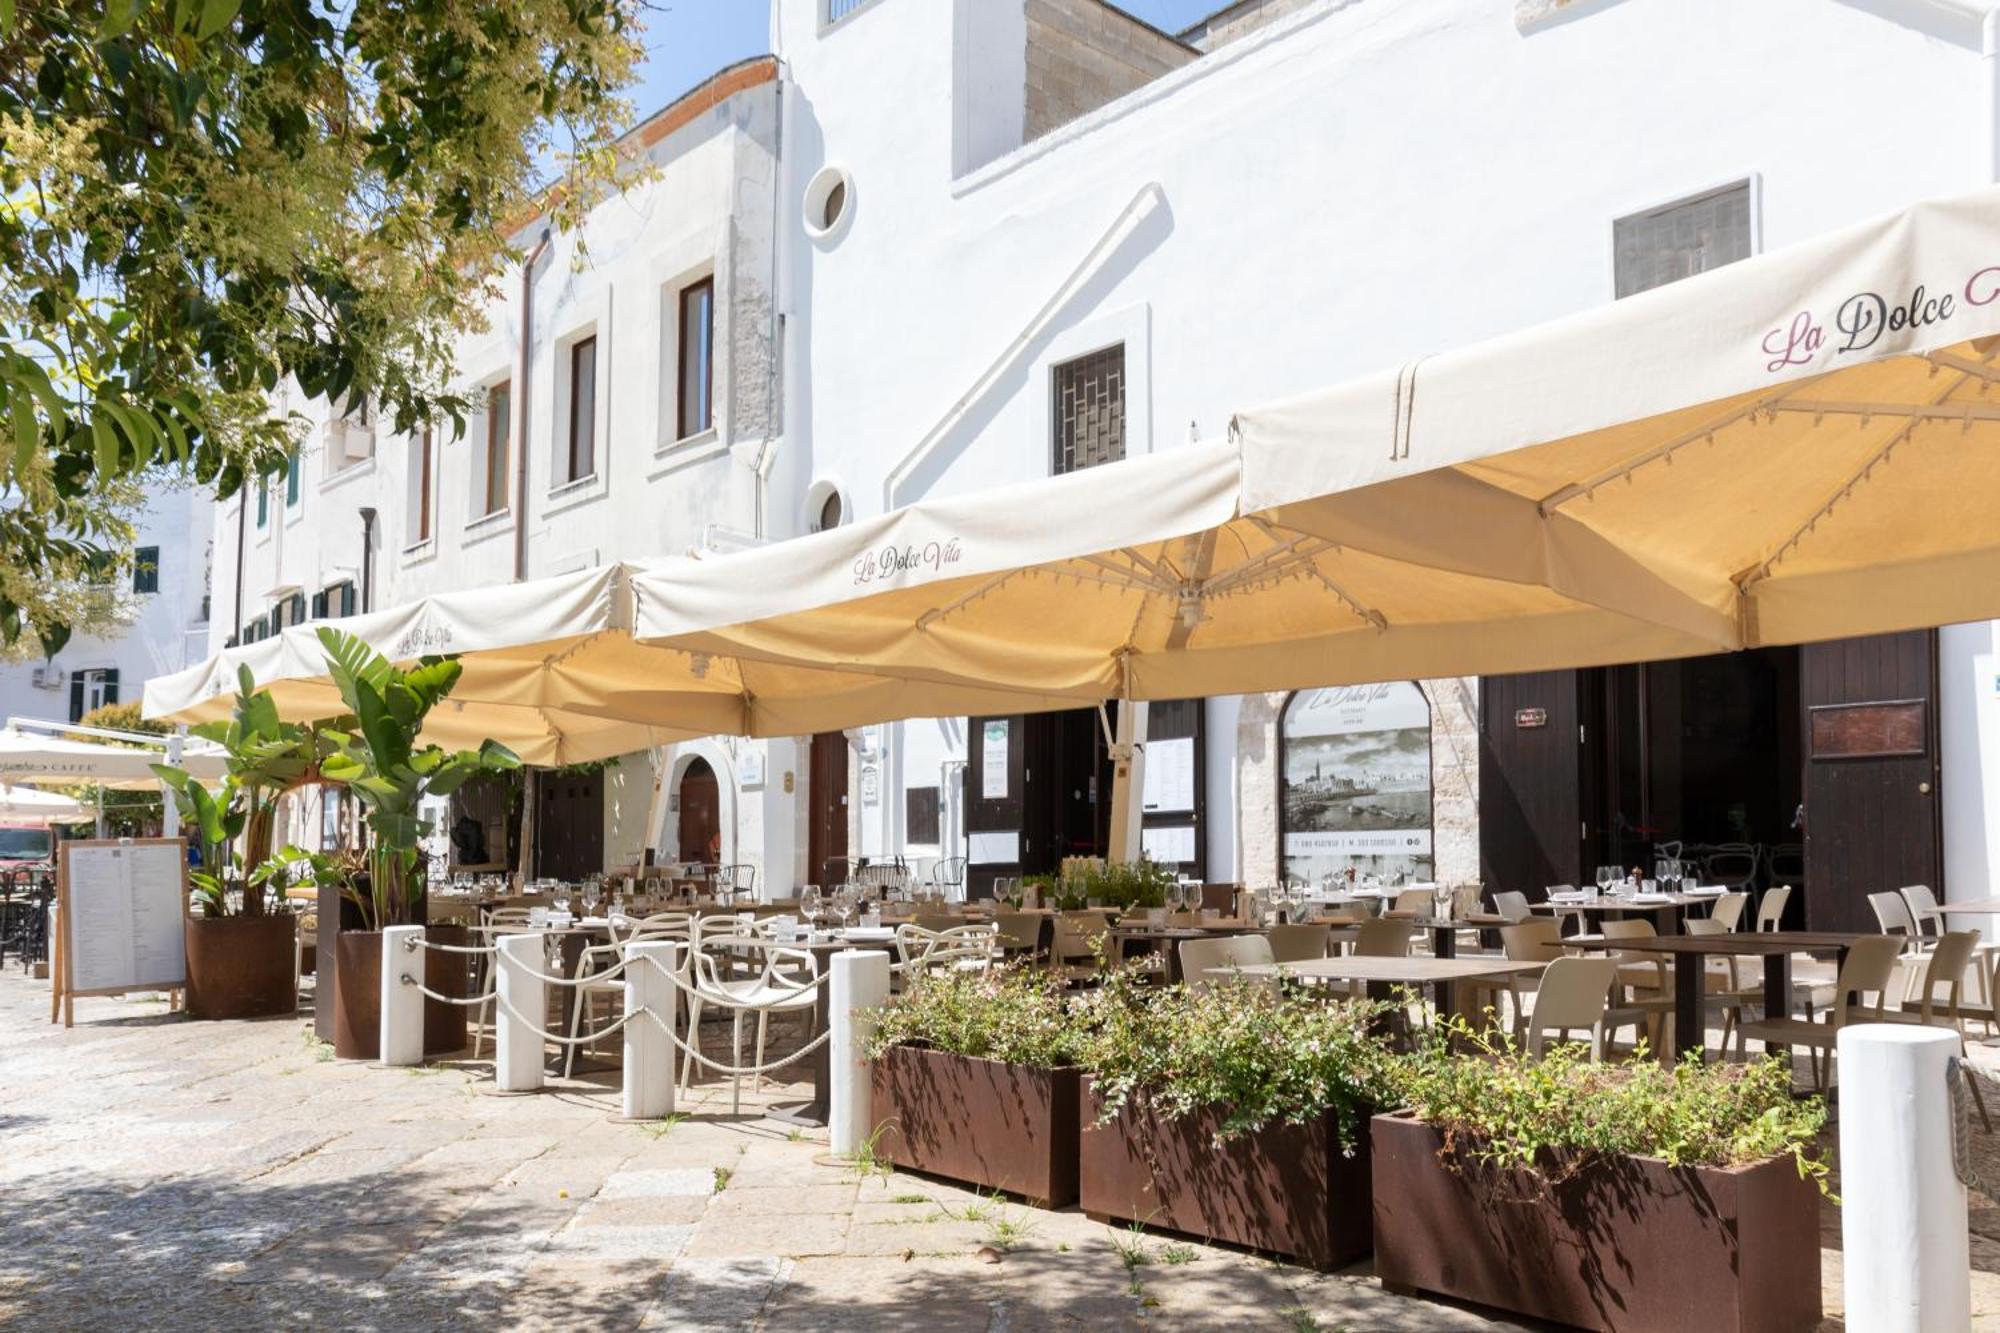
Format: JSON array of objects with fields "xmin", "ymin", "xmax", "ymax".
[
  {"xmin": 331, "ymin": 928, "xmax": 472, "ymax": 1061},
  {"xmin": 1078, "ymin": 1076, "xmax": 1373, "ymax": 1269},
  {"xmin": 869, "ymin": 1045, "xmax": 1079, "ymax": 1206},
  {"xmin": 1370, "ymin": 1111, "xmax": 1822, "ymax": 1332}
]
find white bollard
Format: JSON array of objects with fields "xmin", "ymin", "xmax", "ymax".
[
  {"xmin": 828, "ymin": 948, "xmax": 893, "ymax": 1158},
  {"xmin": 1838, "ymin": 1023, "xmax": 1969, "ymax": 1332},
  {"xmin": 623, "ymin": 941, "xmax": 681, "ymax": 1120},
  {"xmin": 494, "ymin": 931, "xmax": 547, "ymax": 1093},
  {"xmin": 379, "ymin": 926, "xmax": 426, "ymax": 1067}
]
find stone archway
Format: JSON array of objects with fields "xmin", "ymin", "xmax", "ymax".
[{"xmin": 658, "ymin": 740, "xmax": 737, "ymax": 868}]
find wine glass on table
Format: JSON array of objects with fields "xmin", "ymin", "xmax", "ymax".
[
  {"xmin": 582, "ymin": 876, "xmax": 603, "ymax": 918},
  {"xmin": 552, "ymin": 882, "xmax": 572, "ymax": 920},
  {"xmin": 800, "ymin": 885, "xmax": 823, "ymax": 934},
  {"xmin": 833, "ymin": 885, "xmax": 856, "ymax": 934}
]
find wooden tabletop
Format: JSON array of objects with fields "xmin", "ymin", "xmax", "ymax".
[
  {"xmin": 1934, "ymin": 899, "xmax": 2000, "ymax": 915},
  {"xmin": 1533, "ymin": 895, "xmax": 1708, "ymax": 911},
  {"xmin": 1563, "ymin": 931, "xmax": 1868, "ymax": 956},
  {"xmin": 1222, "ymin": 957, "xmax": 1545, "ymax": 983}
]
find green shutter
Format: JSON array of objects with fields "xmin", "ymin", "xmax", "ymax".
[{"xmin": 285, "ymin": 451, "xmax": 300, "ymax": 505}]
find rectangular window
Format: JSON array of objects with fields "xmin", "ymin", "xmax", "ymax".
[
  {"xmin": 1052, "ymin": 344, "xmax": 1126, "ymax": 475},
  {"xmin": 905, "ymin": 786, "xmax": 941, "ymax": 846},
  {"xmin": 255, "ymin": 480, "xmax": 268, "ymax": 528},
  {"xmin": 483, "ymin": 381, "xmax": 511, "ymax": 516},
  {"xmin": 566, "ymin": 335, "xmax": 597, "ymax": 483},
  {"xmin": 1613, "ymin": 181, "xmax": 1754, "ymax": 299},
  {"xmin": 68, "ymin": 668, "xmax": 118, "ymax": 722},
  {"xmin": 132, "ymin": 546, "xmax": 159, "ymax": 595},
  {"xmin": 285, "ymin": 450, "xmax": 301, "ymax": 507},
  {"xmin": 408, "ymin": 429, "xmax": 433, "ymax": 546},
  {"xmin": 677, "ymin": 278, "xmax": 714, "ymax": 440}
]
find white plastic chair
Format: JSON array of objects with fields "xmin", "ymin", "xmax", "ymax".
[
  {"xmin": 1521, "ymin": 956, "xmax": 1625, "ymax": 1059},
  {"xmin": 1738, "ymin": 933, "xmax": 1901, "ymax": 1089},
  {"xmin": 1179, "ymin": 933, "xmax": 1276, "ymax": 996},
  {"xmin": 682, "ymin": 939, "xmax": 820, "ymax": 1111}
]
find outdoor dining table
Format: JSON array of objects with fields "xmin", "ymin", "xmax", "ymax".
[
  {"xmin": 1932, "ymin": 898, "xmax": 2000, "ymax": 916},
  {"xmin": 1107, "ymin": 921, "xmax": 1260, "ymax": 982},
  {"xmin": 764, "ymin": 932, "xmax": 900, "ymax": 1130},
  {"xmin": 1532, "ymin": 893, "xmax": 1709, "ymax": 935},
  {"xmin": 1220, "ymin": 955, "xmax": 1544, "ymax": 1024},
  {"xmin": 1562, "ymin": 930, "xmax": 1869, "ymax": 1061},
  {"xmin": 1407, "ymin": 914, "xmax": 1510, "ymax": 959}
]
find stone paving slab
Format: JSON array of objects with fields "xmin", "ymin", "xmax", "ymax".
[{"xmin": 15, "ymin": 973, "xmax": 2000, "ymax": 1329}]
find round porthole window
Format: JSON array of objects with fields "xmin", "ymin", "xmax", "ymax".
[
  {"xmin": 809, "ymin": 481, "xmax": 845, "ymax": 532},
  {"xmin": 803, "ymin": 166, "xmax": 854, "ymax": 243}
]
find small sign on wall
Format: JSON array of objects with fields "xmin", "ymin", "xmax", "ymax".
[{"xmin": 1514, "ymin": 707, "xmax": 1548, "ymax": 729}]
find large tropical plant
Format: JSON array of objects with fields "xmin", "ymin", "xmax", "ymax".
[
  {"xmin": 154, "ymin": 666, "xmax": 320, "ymax": 916},
  {"xmin": 316, "ymin": 628, "xmax": 519, "ymax": 930}
]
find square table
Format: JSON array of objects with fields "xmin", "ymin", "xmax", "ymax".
[
  {"xmin": 1222, "ymin": 955, "xmax": 1544, "ymax": 1022},
  {"xmin": 1532, "ymin": 894, "xmax": 1709, "ymax": 935},
  {"xmin": 1562, "ymin": 931, "xmax": 1868, "ymax": 1061}
]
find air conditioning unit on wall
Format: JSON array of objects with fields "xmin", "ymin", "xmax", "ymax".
[{"xmin": 30, "ymin": 666, "xmax": 62, "ymax": 690}]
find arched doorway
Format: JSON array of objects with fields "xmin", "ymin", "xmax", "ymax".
[{"xmin": 677, "ymin": 757, "xmax": 721, "ymax": 863}]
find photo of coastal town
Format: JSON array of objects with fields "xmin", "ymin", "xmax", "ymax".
[{"xmin": 1281, "ymin": 684, "xmax": 1434, "ymax": 884}]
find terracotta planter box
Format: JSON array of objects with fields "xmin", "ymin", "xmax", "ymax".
[
  {"xmin": 869, "ymin": 1045, "xmax": 1079, "ymax": 1206},
  {"xmin": 1078, "ymin": 1076, "xmax": 1373, "ymax": 1269},
  {"xmin": 1370, "ymin": 1111, "xmax": 1822, "ymax": 1332},
  {"xmin": 331, "ymin": 928, "xmax": 472, "ymax": 1061},
  {"xmin": 185, "ymin": 914, "xmax": 298, "ymax": 1021}
]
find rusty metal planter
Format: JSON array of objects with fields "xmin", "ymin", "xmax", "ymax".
[
  {"xmin": 1077, "ymin": 1076, "xmax": 1373, "ymax": 1269},
  {"xmin": 1370, "ymin": 1111, "xmax": 1822, "ymax": 1332},
  {"xmin": 184, "ymin": 914, "xmax": 298, "ymax": 1020},
  {"xmin": 869, "ymin": 1044, "xmax": 1080, "ymax": 1206},
  {"xmin": 331, "ymin": 927, "xmax": 472, "ymax": 1061}
]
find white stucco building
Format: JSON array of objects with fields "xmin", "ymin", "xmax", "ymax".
[
  {"xmin": 208, "ymin": 0, "xmax": 2000, "ymax": 916},
  {"xmin": 0, "ymin": 483, "xmax": 212, "ymax": 729}
]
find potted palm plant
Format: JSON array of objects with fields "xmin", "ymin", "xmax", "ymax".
[
  {"xmin": 315, "ymin": 628, "xmax": 519, "ymax": 1058},
  {"xmin": 1373, "ymin": 1022, "xmax": 1827, "ymax": 1332},
  {"xmin": 155, "ymin": 669, "xmax": 317, "ymax": 1020},
  {"xmin": 866, "ymin": 966, "xmax": 1086, "ymax": 1205}
]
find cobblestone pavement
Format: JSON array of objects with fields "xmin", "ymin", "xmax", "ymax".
[{"xmin": 7, "ymin": 974, "xmax": 2000, "ymax": 1331}]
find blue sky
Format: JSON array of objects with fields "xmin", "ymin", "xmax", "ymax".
[{"xmin": 624, "ymin": 1, "xmax": 1225, "ymax": 128}]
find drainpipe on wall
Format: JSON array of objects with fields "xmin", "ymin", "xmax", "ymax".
[
  {"xmin": 357, "ymin": 507, "xmax": 376, "ymax": 613},
  {"xmin": 231, "ymin": 480, "xmax": 247, "ymax": 637},
  {"xmin": 752, "ymin": 65, "xmax": 788, "ymax": 540},
  {"xmin": 1986, "ymin": 10, "xmax": 2000, "ymax": 183},
  {"xmin": 514, "ymin": 229, "xmax": 553, "ymax": 584}
]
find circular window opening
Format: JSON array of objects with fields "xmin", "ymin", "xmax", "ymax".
[
  {"xmin": 803, "ymin": 166, "xmax": 853, "ymax": 242},
  {"xmin": 815, "ymin": 488, "xmax": 844, "ymax": 532}
]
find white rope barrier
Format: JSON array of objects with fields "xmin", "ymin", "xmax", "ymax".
[
  {"xmin": 633, "ymin": 1005, "xmax": 833, "ymax": 1076},
  {"xmin": 397, "ymin": 975, "xmax": 493, "ymax": 1007},
  {"xmin": 404, "ymin": 936, "xmax": 497, "ymax": 956},
  {"xmin": 491, "ymin": 988, "xmax": 641, "ymax": 1048}
]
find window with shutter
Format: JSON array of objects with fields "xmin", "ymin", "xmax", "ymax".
[
  {"xmin": 132, "ymin": 546, "xmax": 160, "ymax": 595},
  {"xmin": 311, "ymin": 591, "xmax": 328, "ymax": 620},
  {"xmin": 68, "ymin": 674, "xmax": 84, "ymax": 723}
]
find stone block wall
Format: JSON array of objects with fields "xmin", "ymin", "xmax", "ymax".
[
  {"xmin": 1025, "ymin": 0, "xmax": 1194, "ymax": 141},
  {"xmin": 1178, "ymin": 0, "xmax": 1322, "ymax": 52}
]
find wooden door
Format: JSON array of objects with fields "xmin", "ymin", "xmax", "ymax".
[
  {"xmin": 1801, "ymin": 631, "xmax": 1941, "ymax": 932},
  {"xmin": 807, "ymin": 732, "xmax": 849, "ymax": 885},
  {"xmin": 1140, "ymin": 699, "xmax": 1206, "ymax": 877},
  {"xmin": 535, "ymin": 768, "xmax": 603, "ymax": 881},
  {"xmin": 1478, "ymin": 670, "xmax": 1586, "ymax": 896},
  {"xmin": 964, "ymin": 715, "xmax": 1026, "ymax": 899},
  {"xmin": 676, "ymin": 759, "xmax": 721, "ymax": 865}
]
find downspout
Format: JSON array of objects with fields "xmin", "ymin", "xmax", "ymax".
[
  {"xmin": 514, "ymin": 229, "xmax": 552, "ymax": 583},
  {"xmin": 231, "ymin": 479, "xmax": 247, "ymax": 637},
  {"xmin": 357, "ymin": 507, "xmax": 376, "ymax": 612},
  {"xmin": 751, "ymin": 64, "xmax": 788, "ymax": 539}
]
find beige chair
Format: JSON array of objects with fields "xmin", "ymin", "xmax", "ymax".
[
  {"xmin": 1519, "ymin": 956, "xmax": 1624, "ymax": 1058},
  {"xmin": 1179, "ymin": 933, "xmax": 1277, "ymax": 995},
  {"xmin": 1754, "ymin": 885, "xmax": 1793, "ymax": 932},
  {"xmin": 1890, "ymin": 929, "xmax": 1989, "ymax": 1034},
  {"xmin": 1266, "ymin": 923, "xmax": 1330, "ymax": 964},
  {"xmin": 992, "ymin": 911, "xmax": 1041, "ymax": 957},
  {"xmin": 894, "ymin": 923, "xmax": 996, "ymax": 976},
  {"xmin": 1900, "ymin": 885, "xmax": 2000, "ymax": 1019},
  {"xmin": 1544, "ymin": 883, "xmax": 1583, "ymax": 936},
  {"xmin": 1709, "ymin": 891, "xmax": 1750, "ymax": 931},
  {"xmin": 1596, "ymin": 919, "xmax": 1673, "ymax": 1051},
  {"xmin": 472, "ymin": 906, "xmax": 538, "ymax": 1059},
  {"xmin": 1353, "ymin": 917, "xmax": 1416, "ymax": 957},
  {"xmin": 1480, "ymin": 918, "xmax": 1563, "ymax": 1032},
  {"xmin": 1051, "ymin": 910, "xmax": 1111, "ymax": 985},
  {"xmin": 1736, "ymin": 933, "xmax": 1902, "ymax": 1089},
  {"xmin": 1492, "ymin": 891, "xmax": 1533, "ymax": 923},
  {"xmin": 564, "ymin": 914, "xmax": 695, "ymax": 1078},
  {"xmin": 1384, "ymin": 887, "xmax": 1436, "ymax": 920}
]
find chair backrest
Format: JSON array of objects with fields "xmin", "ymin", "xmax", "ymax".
[
  {"xmin": 932, "ymin": 857, "xmax": 967, "ymax": 891},
  {"xmin": 1354, "ymin": 917, "xmax": 1416, "ymax": 957},
  {"xmin": 1598, "ymin": 918, "xmax": 1662, "ymax": 981},
  {"xmin": 1908, "ymin": 928, "xmax": 1981, "ymax": 1020},
  {"xmin": 913, "ymin": 913, "xmax": 961, "ymax": 934},
  {"xmin": 1493, "ymin": 890, "xmax": 1532, "ymax": 923},
  {"xmin": 992, "ymin": 911, "xmax": 1040, "ymax": 951},
  {"xmin": 1755, "ymin": 885, "xmax": 1792, "ymax": 932},
  {"xmin": 1868, "ymin": 889, "xmax": 1919, "ymax": 938},
  {"xmin": 1527, "ymin": 957, "xmax": 1619, "ymax": 1039},
  {"xmin": 1830, "ymin": 934, "xmax": 1904, "ymax": 1021},
  {"xmin": 1179, "ymin": 934, "xmax": 1276, "ymax": 993},
  {"xmin": 1544, "ymin": 884, "xmax": 1576, "ymax": 898},
  {"xmin": 1052, "ymin": 911, "xmax": 1108, "ymax": 961},
  {"xmin": 1387, "ymin": 887, "xmax": 1435, "ymax": 917},
  {"xmin": 1266, "ymin": 923, "xmax": 1330, "ymax": 964},
  {"xmin": 1899, "ymin": 884, "xmax": 1944, "ymax": 938},
  {"xmin": 1704, "ymin": 845, "xmax": 1759, "ymax": 886},
  {"xmin": 896, "ymin": 923, "xmax": 995, "ymax": 972},
  {"xmin": 1710, "ymin": 891, "xmax": 1749, "ymax": 931},
  {"xmin": 1501, "ymin": 918, "xmax": 1565, "ymax": 962},
  {"xmin": 1683, "ymin": 918, "xmax": 1726, "ymax": 938}
]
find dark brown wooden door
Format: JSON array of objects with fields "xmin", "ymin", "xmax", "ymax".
[
  {"xmin": 535, "ymin": 769, "xmax": 603, "ymax": 881},
  {"xmin": 676, "ymin": 758, "xmax": 720, "ymax": 864},
  {"xmin": 1801, "ymin": 631, "xmax": 1942, "ymax": 932},
  {"xmin": 964, "ymin": 715, "xmax": 1026, "ymax": 899},
  {"xmin": 1479, "ymin": 670, "xmax": 1586, "ymax": 896},
  {"xmin": 807, "ymin": 732, "xmax": 849, "ymax": 885}
]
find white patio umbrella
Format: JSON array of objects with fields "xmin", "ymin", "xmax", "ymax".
[
  {"xmin": 0, "ymin": 784, "xmax": 89, "ymax": 824},
  {"xmin": 0, "ymin": 728, "xmax": 227, "ymax": 790}
]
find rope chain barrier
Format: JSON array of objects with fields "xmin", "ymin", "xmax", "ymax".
[
  {"xmin": 635, "ymin": 1004, "xmax": 834, "ymax": 1076},
  {"xmin": 403, "ymin": 936, "xmax": 498, "ymax": 957},
  {"xmin": 397, "ymin": 974, "xmax": 494, "ymax": 1008},
  {"xmin": 490, "ymin": 988, "xmax": 642, "ymax": 1048}
]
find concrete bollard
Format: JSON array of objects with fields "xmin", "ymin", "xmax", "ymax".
[
  {"xmin": 1838, "ymin": 1023, "xmax": 1969, "ymax": 1332},
  {"xmin": 828, "ymin": 948, "xmax": 892, "ymax": 1158},
  {"xmin": 379, "ymin": 926, "xmax": 426, "ymax": 1067},
  {"xmin": 623, "ymin": 941, "xmax": 681, "ymax": 1120},
  {"xmin": 494, "ymin": 931, "xmax": 547, "ymax": 1093}
]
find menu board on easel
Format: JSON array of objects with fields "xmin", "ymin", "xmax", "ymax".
[{"xmin": 53, "ymin": 838, "xmax": 188, "ymax": 1027}]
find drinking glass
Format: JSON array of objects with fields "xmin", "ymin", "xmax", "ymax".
[
  {"xmin": 800, "ymin": 885, "xmax": 823, "ymax": 930},
  {"xmin": 552, "ymin": 884, "xmax": 572, "ymax": 918},
  {"xmin": 833, "ymin": 886, "xmax": 856, "ymax": 932},
  {"xmin": 582, "ymin": 879, "xmax": 602, "ymax": 915}
]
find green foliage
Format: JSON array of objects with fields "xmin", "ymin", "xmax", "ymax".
[
  {"xmin": 314, "ymin": 628, "xmax": 518, "ymax": 929},
  {"xmin": 1049, "ymin": 860, "xmax": 1175, "ymax": 911},
  {"xmin": 867, "ymin": 965, "xmax": 1087, "ymax": 1070},
  {"xmin": 1390, "ymin": 1016, "xmax": 1830, "ymax": 1190},
  {"xmin": 1078, "ymin": 966, "xmax": 1397, "ymax": 1146},
  {"xmin": 0, "ymin": 0, "xmax": 642, "ymax": 651}
]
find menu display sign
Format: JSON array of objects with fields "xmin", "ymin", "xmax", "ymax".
[
  {"xmin": 55, "ymin": 838, "xmax": 188, "ymax": 1027},
  {"xmin": 1281, "ymin": 683, "xmax": 1434, "ymax": 885}
]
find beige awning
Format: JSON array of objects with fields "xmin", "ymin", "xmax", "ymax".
[
  {"xmin": 631, "ymin": 182, "xmax": 2000, "ymax": 697},
  {"xmin": 0, "ymin": 729, "xmax": 228, "ymax": 789},
  {"xmin": 143, "ymin": 566, "xmax": 1085, "ymax": 765}
]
